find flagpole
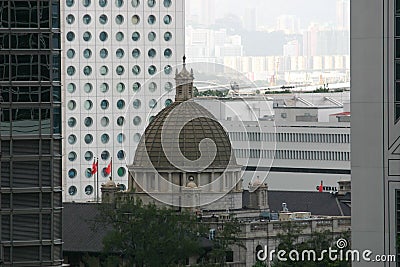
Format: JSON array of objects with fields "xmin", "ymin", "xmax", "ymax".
[
  {"xmin": 111, "ymin": 157, "xmax": 113, "ymax": 180},
  {"xmin": 93, "ymin": 157, "xmax": 97, "ymax": 202},
  {"xmin": 96, "ymin": 158, "xmax": 99, "ymax": 203}
]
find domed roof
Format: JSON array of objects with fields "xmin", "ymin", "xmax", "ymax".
[{"xmin": 133, "ymin": 100, "xmax": 237, "ymax": 171}]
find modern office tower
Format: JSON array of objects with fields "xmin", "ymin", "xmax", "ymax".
[
  {"xmin": 63, "ymin": 0, "xmax": 185, "ymax": 201},
  {"xmin": 0, "ymin": 0, "xmax": 63, "ymax": 265},
  {"xmin": 351, "ymin": 0, "xmax": 400, "ymax": 265}
]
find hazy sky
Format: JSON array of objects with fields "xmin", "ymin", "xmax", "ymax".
[{"xmin": 187, "ymin": 0, "xmax": 337, "ymax": 29}]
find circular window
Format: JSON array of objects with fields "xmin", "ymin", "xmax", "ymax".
[
  {"xmin": 68, "ymin": 117, "xmax": 77, "ymax": 127},
  {"xmin": 68, "ymin": 151, "xmax": 77, "ymax": 161},
  {"xmin": 164, "ymin": 65, "xmax": 172, "ymax": 75},
  {"xmin": 148, "ymin": 65, "xmax": 157, "ymax": 75},
  {"xmin": 117, "ymin": 116, "xmax": 125, "ymax": 126},
  {"xmin": 148, "ymin": 15, "xmax": 156, "ymax": 25},
  {"xmin": 102, "ymin": 168, "xmax": 110, "ymax": 177},
  {"xmin": 66, "ymin": 48, "xmax": 77, "ymax": 60},
  {"xmin": 99, "ymin": 31, "xmax": 108, "ymax": 41},
  {"xmin": 83, "ymin": 31, "xmax": 91, "ymax": 41},
  {"xmin": 68, "ymin": 134, "xmax": 77, "ymax": 144},
  {"xmin": 165, "ymin": 98, "xmax": 173, "ymax": 107},
  {"xmin": 117, "ymin": 99, "xmax": 125, "ymax": 109},
  {"xmin": 163, "ymin": 15, "xmax": 172, "ymax": 24},
  {"xmin": 116, "ymin": 32, "xmax": 124, "ymax": 41},
  {"xmin": 84, "ymin": 117, "xmax": 93, "ymax": 127},
  {"xmin": 68, "ymin": 100, "xmax": 76, "ymax": 110},
  {"xmin": 101, "ymin": 133, "xmax": 110, "ymax": 144},
  {"xmin": 148, "ymin": 31, "xmax": 156, "ymax": 41},
  {"xmin": 132, "ymin": 82, "xmax": 141, "ymax": 92},
  {"xmin": 165, "ymin": 82, "xmax": 173, "ymax": 91},
  {"xmin": 164, "ymin": 48, "xmax": 172, "ymax": 58},
  {"xmin": 66, "ymin": 14, "xmax": 75, "ymax": 24},
  {"xmin": 101, "ymin": 150, "xmax": 110, "ymax": 160},
  {"xmin": 149, "ymin": 82, "xmax": 157, "ymax": 92},
  {"xmin": 85, "ymin": 168, "xmax": 93, "ymax": 178},
  {"xmin": 99, "ymin": 14, "xmax": 108, "ymax": 24},
  {"xmin": 66, "ymin": 31, "xmax": 75, "ymax": 42},
  {"xmin": 133, "ymin": 116, "xmax": 142, "ymax": 126},
  {"xmin": 164, "ymin": 31, "xmax": 172, "ymax": 41},
  {"xmin": 83, "ymin": 0, "xmax": 91, "ymax": 7},
  {"xmin": 100, "ymin": 48, "xmax": 108, "ymax": 58},
  {"xmin": 83, "ymin": 66, "xmax": 92, "ymax": 76},
  {"xmin": 131, "ymin": 15, "xmax": 140, "ymax": 25},
  {"xmin": 99, "ymin": 0, "xmax": 107, "ymax": 7},
  {"xmin": 117, "ymin": 150, "xmax": 126, "ymax": 160},
  {"xmin": 163, "ymin": 0, "xmax": 171, "ymax": 7},
  {"xmin": 115, "ymin": 14, "xmax": 124, "ymax": 24},
  {"xmin": 117, "ymin": 133, "xmax": 125, "ymax": 143},
  {"xmin": 132, "ymin": 99, "xmax": 141, "ymax": 109},
  {"xmin": 85, "ymin": 185, "xmax": 94, "ymax": 195},
  {"xmin": 116, "ymin": 83, "xmax": 125, "ymax": 92},
  {"xmin": 68, "ymin": 186, "xmax": 77, "ymax": 196},
  {"xmin": 85, "ymin": 151, "xmax": 93, "ymax": 161},
  {"xmin": 83, "ymin": 48, "xmax": 92, "ymax": 59},
  {"xmin": 118, "ymin": 184, "xmax": 126, "ymax": 191},
  {"xmin": 100, "ymin": 117, "xmax": 109, "ymax": 126},
  {"xmin": 83, "ymin": 14, "xmax": 91, "ymax": 24},
  {"xmin": 148, "ymin": 0, "xmax": 155, "ymax": 7},
  {"xmin": 115, "ymin": 0, "xmax": 123, "ymax": 7},
  {"xmin": 116, "ymin": 65, "xmax": 125, "ymax": 75},
  {"xmin": 67, "ymin": 83, "xmax": 76, "ymax": 93},
  {"xmin": 100, "ymin": 83, "xmax": 109, "ymax": 93},
  {"xmin": 68, "ymin": 168, "xmax": 77, "ymax": 178},
  {"xmin": 100, "ymin": 100, "xmax": 109, "ymax": 110},
  {"xmin": 132, "ymin": 65, "xmax": 141, "ymax": 75},
  {"xmin": 149, "ymin": 116, "xmax": 155, "ymax": 123},
  {"xmin": 100, "ymin": 66, "xmax": 109, "ymax": 75},
  {"xmin": 148, "ymin": 48, "xmax": 156, "ymax": 58},
  {"xmin": 84, "ymin": 134, "xmax": 93, "ymax": 144},
  {"xmin": 117, "ymin": 168, "xmax": 126, "ymax": 177},
  {"xmin": 84, "ymin": 83, "xmax": 93, "ymax": 93},
  {"xmin": 132, "ymin": 32, "xmax": 140, "ymax": 41},
  {"xmin": 134, "ymin": 133, "xmax": 141, "ymax": 142},
  {"xmin": 149, "ymin": 99, "xmax": 157, "ymax": 108},
  {"xmin": 66, "ymin": 0, "xmax": 74, "ymax": 7},
  {"xmin": 132, "ymin": 0, "xmax": 140, "ymax": 7},
  {"xmin": 115, "ymin": 48, "xmax": 125, "ymax": 58},
  {"xmin": 132, "ymin": 48, "xmax": 141, "ymax": 58}
]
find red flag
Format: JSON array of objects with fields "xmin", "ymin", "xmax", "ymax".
[
  {"xmin": 91, "ymin": 159, "xmax": 98, "ymax": 175},
  {"xmin": 105, "ymin": 160, "xmax": 112, "ymax": 175},
  {"xmin": 318, "ymin": 180, "xmax": 323, "ymax": 192}
]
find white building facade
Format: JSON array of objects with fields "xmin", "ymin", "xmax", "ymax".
[
  {"xmin": 62, "ymin": 0, "xmax": 185, "ymax": 201},
  {"xmin": 195, "ymin": 92, "xmax": 351, "ymax": 192}
]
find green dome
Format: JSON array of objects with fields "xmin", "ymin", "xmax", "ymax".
[{"xmin": 133, "ymin": 100, "xmax": 236, "ymax": 171}]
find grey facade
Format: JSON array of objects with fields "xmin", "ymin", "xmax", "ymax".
[
  {"xmin": 351, "ymin": 0, "xmax": 400, "ymax": 266},
  {"xmin": 0, "ymin": 0, "xmax": 63, "ymax": 265}
]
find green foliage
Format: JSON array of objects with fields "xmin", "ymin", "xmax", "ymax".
[
  {"xmin": 97, "ymin": 198, "xmax": 204, "ymax": 266},
  {"xmin": 200, "ymin": 217, "xmax": 245, "ymax": 266},
  {"xmin": 269, "ymin": 222, "xmax": 351, "ymax": 267},
  {"xmin": 313, "ymin": 87, "xmax": 330, "ymax": 93},
  {"xmin": 265, "ymin": 89, "xmax": 292, "ymax": 94}
]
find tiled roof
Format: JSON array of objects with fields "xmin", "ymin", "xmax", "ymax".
[
  {"xmin": 63, "ymin": 203, "xmax": 108, "ymax": 253},
  {"xmin": 268, "ymin": 191, "xmax": 351, "ymax": 216}
]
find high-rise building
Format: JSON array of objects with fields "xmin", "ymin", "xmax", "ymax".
[
  {"xmin": 63, "ymin": 0, "xmax": 185, "ymax": 201},
  {"xmin": 0, "ymin": 0, "xmax": 63, "ymax": 265},
  {"xmin": 351, "ymin": 0, "xmax": 400, "ymax": 265},
  {"xmin": 336, "ymin": 0, "xmax": 350, "ymax": 31}
]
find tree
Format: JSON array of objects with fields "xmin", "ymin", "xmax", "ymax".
[
  {"xmin": 270, "ymin": 222, "xmax": 351, "ymax": 267},
  {"xmin": 95, "ymin": 198, "xmax": 205, "ymax": 266},
  {"xmin": 202, "ymin": 217, "xmax": 245, "ymax": 266}
]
